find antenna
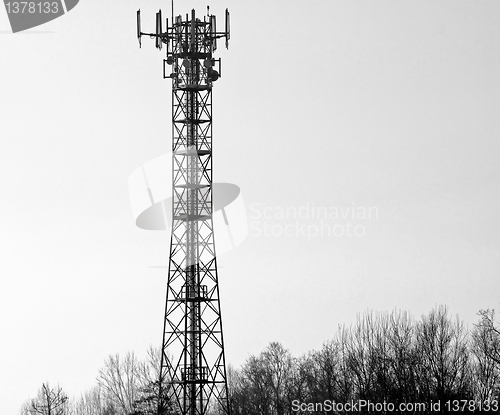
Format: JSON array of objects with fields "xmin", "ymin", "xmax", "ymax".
[
  {"xmin": 155, "ymin": 10, "xmax": 162, "ymax": 50},
  {"xmin": 136, "ymin": 10, "xmax": 142, "ymax": 48},
  {"xmin": 210, "ymin": 14, "xmax": 217, "ymax": 51},
  {"xmin": 165, "ymin": 17, "xmax": 168, "ymax": 48},
  {"xmin": 190, "ymin": 9, "xmax": 195, "ymax": 48},
  {"xmin": 225, "ymin": 8, "xmax": 230, "ymax": 49}
]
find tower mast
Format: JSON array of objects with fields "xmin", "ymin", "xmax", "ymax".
[{"xmin": 137, "ymin": 7, "xmax": 231, "ymax": 415}]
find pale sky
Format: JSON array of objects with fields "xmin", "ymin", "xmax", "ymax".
[{"xmin": 1, "ymin": 1, "xmax": 500, "ymax": 413}]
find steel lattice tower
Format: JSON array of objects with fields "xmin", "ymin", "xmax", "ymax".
[{"xmin": 137, "ymin": 6, "xmax": 231, "ymax": 415}]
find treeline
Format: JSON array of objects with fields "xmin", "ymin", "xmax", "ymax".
[
  {"xmin": 20, "ymin": 306, "xmax": 500, "ymax": 414},
  {"xmin": 229, "ymin": 306, "xmax": 500, "ymax": 414}
]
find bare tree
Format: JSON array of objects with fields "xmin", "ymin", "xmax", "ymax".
[
  {"xmin": 471, "ymin": 309, "xmax": 500, "ymax": 400},
  {"xmin": 28, "ymin": 383, "xmax": 69, "ymax": 415},
  {"xmin": 415, "ymin": 305, "xmax": 472, "ymax": 401},
  {"xmin": 387, "ymin": 310, "xmax": 419, "ymax": 403},
  {"xmin": 230, "ymin": 343, "xmax": 297, "ymax": 415},
  {"xmin": 287, "ymin": 354, "xmax": 313, "ymax": 405},
  {"xmin": 19, "ymin": 402, "xmax": 31, "ymax": 415},
  {"xmin": 261, "ymin": 342, "xmax": 294, "ymax": 415},
  {"xmin": 344, "ymin": 313, "xmax": 379, "ymax": 400},
  {"xmin": 71, "ymin": 385, "xmax": 118, "ymax": 415},
  {"xmin": 305, "ymin": 339, "xmax": 347, "ymax": 403},
  {"xmin": 97, "ymin": 352, "xmax": 141, "ymax": 414},
  {"xmin": 227, "ymin": 364, "xmax": 253, "ymax": 415},
  {"xmin": 475, "ymin": 309, "xmax": 500, "ymax": 365},
  {"xmin": 132, "ymin": 346, "xmax": 179, "ymax": 415},
  {"xmin": 242, "ymin": 354, "xmax": 273, "ymax": 415}
]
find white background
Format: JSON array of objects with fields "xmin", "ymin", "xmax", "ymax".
[{"xmin": 1, "ymin": 0, "xmax": 499, "ymax": 412}]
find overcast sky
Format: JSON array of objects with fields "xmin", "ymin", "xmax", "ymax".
[{"xmin": 1, "ymin": 0, "xmax": 500, "ymax": 412}]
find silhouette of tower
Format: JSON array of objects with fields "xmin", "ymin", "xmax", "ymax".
[{"xmin": 137, "ymin": 6, "xmax": 231, "ymax": 415}]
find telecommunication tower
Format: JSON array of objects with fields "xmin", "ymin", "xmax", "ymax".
[{"xmin": 137, "ymin": 5, "xmax": 231, "ymax": 415}]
